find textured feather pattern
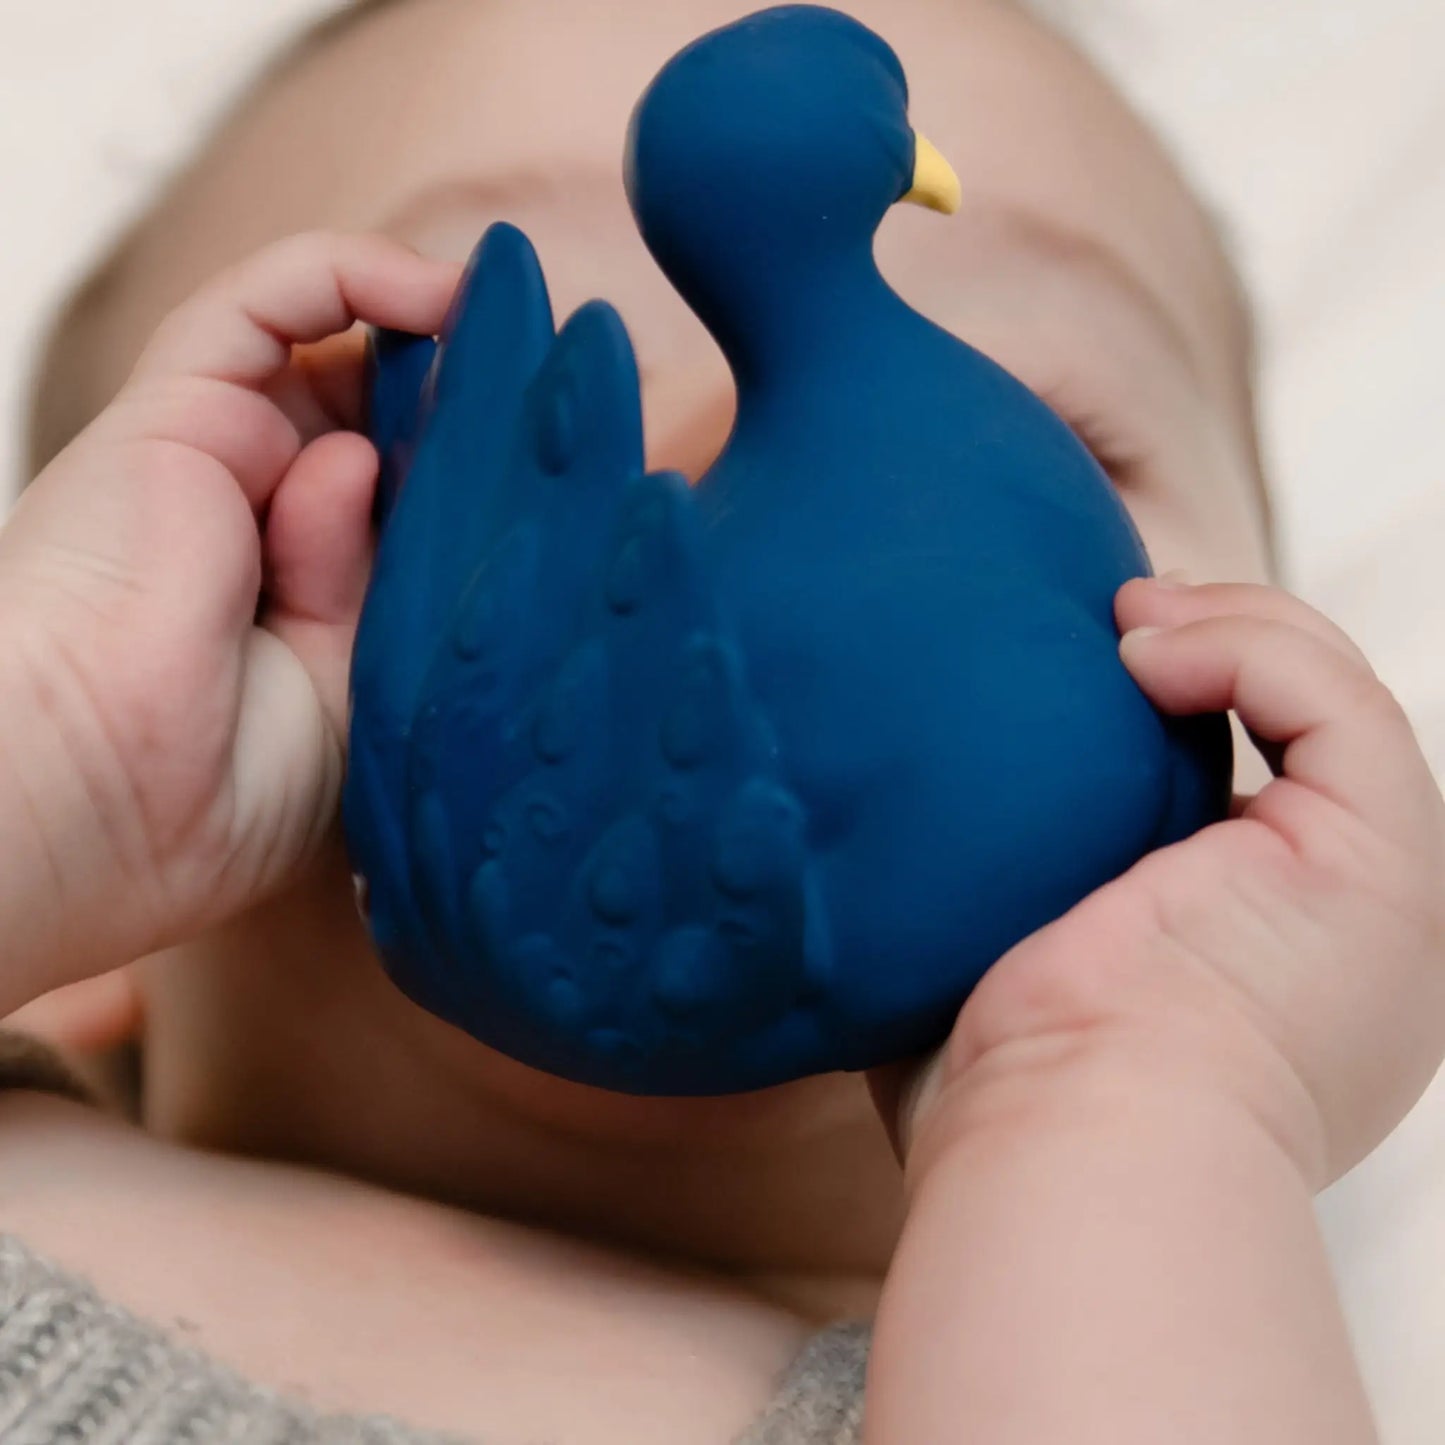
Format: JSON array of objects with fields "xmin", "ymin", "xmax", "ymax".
[{"xmin": 345, "ymin": 224, "xmax": 824, "ymax": 1092}]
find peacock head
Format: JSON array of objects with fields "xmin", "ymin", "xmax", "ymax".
[{"xmin": 624, "ymin": 5, "xmax": 959, "ymax": 356}]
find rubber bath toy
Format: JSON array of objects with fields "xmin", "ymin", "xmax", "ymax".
[{"xmin": 343, "ymin": 4, "xmax": 1232, "ymax": 1095}]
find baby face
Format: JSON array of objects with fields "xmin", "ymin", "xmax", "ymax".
[
  {"xmin": 38, "ymin": 0, "xmax": 1270, "ymax": 587},
  {"xmin": 28, "ymin": 0, "xmax": 1275, "ymax": 1252}
]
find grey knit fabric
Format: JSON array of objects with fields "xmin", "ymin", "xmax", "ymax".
[
  {"xmin": 0, "ymin": 1236, "xmax": 465, "ymax": 1443},
  {"xmin": 734, "ymin": 1321, "xmax": 869, "ymax": 1445},
  {"xmin": 0, "ymin": 1236, "xmax": 870, "ymax": 1443},
  {"xmin": 0, "ymin": 1028, "xmax": 870, "ymax": 1443}
]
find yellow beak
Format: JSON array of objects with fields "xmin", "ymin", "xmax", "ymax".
[{"xmin": 901, "ymin": 132, "xmax": 961, "ymax": 215}]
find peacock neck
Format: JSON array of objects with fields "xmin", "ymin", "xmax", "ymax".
[
  {"xmin": 678, "ymin": 237, "xmax": 892, "ymax": 382},
  {"xmin": 717, "ymin": 244, "xmax": 928, "ymax": 446},
  {"xmin": 687, "ymin": 240, "xmax": 955, "ymax": 527}
]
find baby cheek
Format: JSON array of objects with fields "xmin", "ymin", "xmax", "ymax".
[
  {"xmin": 1115, "ymin": 491, "xmax": 1193, "ymax": 578},
  {"xmin": 1118, "ymin": 484, "xmax": 1264, "ymax": 586},
  {"xmin": 644, "ymin": 368, "xmax": 735, "ymax": 480}
]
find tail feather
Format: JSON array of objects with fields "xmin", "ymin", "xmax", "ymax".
[
  {"xmin": 364, "ymin": 327, "xmax": 435, "ymax": 527},
  {"xmin": 345, "ymin": 222, "xmax": 813, "ymax": 1090},
  {"xmin": 353, "ymin": 225, "xmax": 555, "ymax": 731}
]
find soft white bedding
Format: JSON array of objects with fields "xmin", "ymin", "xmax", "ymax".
[{"xmin": 1, "ymin": 1, "xmax": 1441, "ymax": 1437}]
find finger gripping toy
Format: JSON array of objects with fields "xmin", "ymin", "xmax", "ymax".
[{"xmin": 343, "ymin": 4, "xmax": 1232, "ymax": 1095}]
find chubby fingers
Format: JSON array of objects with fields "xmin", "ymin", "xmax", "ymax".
[
  {"xmin": 261, "ymin": 431, "xmax": 381, "ymax": 733},
  {"xmin": 91, "ymin": 235, "xmax": 459, "ymax": 512},
  {"xmin": 1117, "ymin": 576, "xmax": 1373, "ymax": 669},
  {"xmin": 1117, "ymin": 579, "xmax": 1434, "ymax": 841},
  {"xmin": 130, "ymin": 231, "xmax": 459, "ymax": 390}
]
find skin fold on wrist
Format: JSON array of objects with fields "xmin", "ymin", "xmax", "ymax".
[{"xmin": 899, "ymin": 1012, "xmax": 1329, "ymax": 1196}]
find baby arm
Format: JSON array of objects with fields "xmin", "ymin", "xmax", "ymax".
[
  {"xmin": 0, "ymin": 233, "xmax": 460, "ymax": 1013},
  {"xmin": 867, "ymin": 580, "xmax": 1445, "ymax": 1443}
]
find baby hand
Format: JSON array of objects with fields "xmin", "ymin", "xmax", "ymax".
[
  {"xmin": 891, "ymin": 580, "xmax": 1445, "ymax": 1190},
  {"xmin": 0, "ymin": 233, "xmax": 460, "ymax": 993}
]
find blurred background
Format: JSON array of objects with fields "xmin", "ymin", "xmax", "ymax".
[{"xmin": 0, "ymin": 0, "xmax": 1441, "ymax": 1438}]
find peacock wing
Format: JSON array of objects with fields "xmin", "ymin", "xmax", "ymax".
[{"xmin": 347, "ymin": 225, "xmax": 824, "ymax": 1090}]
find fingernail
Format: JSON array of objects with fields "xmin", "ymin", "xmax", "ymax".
[
  {"xmin": 1120, "ymin": 625, "xmax": 1165, "ymax": 651},
  {"xmin": 1155, "ymin": 569, "xmax": 1194, "ymax": 588}
]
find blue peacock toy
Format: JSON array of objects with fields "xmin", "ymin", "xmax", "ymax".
[{"xmin": 343, "ymin": 5, "xmax": 1231, "ymax": 1095}]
